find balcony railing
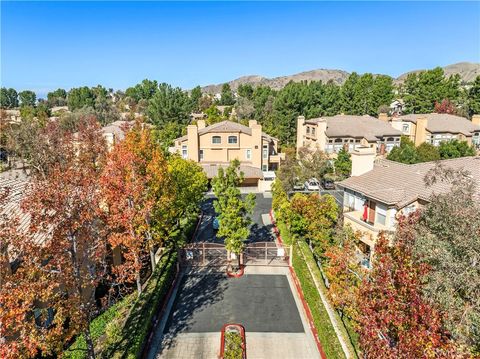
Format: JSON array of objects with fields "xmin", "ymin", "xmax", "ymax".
[{"xmin": 343, "ymin": 210, "xmax": 394, "ymax": 234}]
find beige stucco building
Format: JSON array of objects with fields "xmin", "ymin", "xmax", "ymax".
[
  {"xmin": 337, "ymin": 155, "xmax": 480, "ymax": 267},
  {"xmin": 296, "ymin": 114, "xmax": 403, "ymax": 156},
  {"xmin": 389, "ymin": 113, "xmax": 480, "ymax": 148},
  {"xmin": 171, "ymin": 120, "xmax": 284, "ymax": 187}
]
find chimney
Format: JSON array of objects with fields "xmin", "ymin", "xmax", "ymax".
[
  {"xmin": 248, "ymin": 119, "xmax": 257, "ymax": 128},
  {"xmin": 296, "ymin": 116, "xmax": 306, "ymax": 153},
  {"xmin": 414, "ymin": 116, "xmax": 428, "ymax": 146},
  {"xmin": 197, "ymin": 119, "xmax": 206, "ymax": 129},
  {"xmin": 378, "ymin": 113, "xmax": 389, "ymax": 122},
  {"xmin": 251, "ymin": 123, "xmax": 262, "ymax": 169},
  {"xmin": 187, "ymin": 125, "xmax": 199, "ymax": 162},
  {"xmin": 472, "ymin": 114, "xmax": 480, "ymax": 126},
  {"xmin": 351, "ymin": 146, "xmax": 376, "ymax": 177},
  {"xmin": 316, "ymin": 119, "xmax": 327, "ymax": 151}
]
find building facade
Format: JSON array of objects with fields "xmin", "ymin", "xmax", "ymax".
[
  {"xmin": 337, "ymin": 155, "xmax": 480, "ymax": 267},
  {"xmin": 296, "ymin": 114, "xmax": 403, "ymax": 156},
  {"xmin": 171, "ymin": 120, "xmax": 284, "ymax": 187},
  {"xmin": 389, "ymin": 113, "xmax": 480, "ymax": 148}
]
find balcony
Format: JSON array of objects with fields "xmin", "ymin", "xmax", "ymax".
[{"xmin": 343, "ymin": 210, "xmax": 394, "ymax": 247}]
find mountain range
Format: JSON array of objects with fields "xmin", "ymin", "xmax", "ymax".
[{"xmin": 201, "ymin": 62, "xmax": 480, "ymax": 94}]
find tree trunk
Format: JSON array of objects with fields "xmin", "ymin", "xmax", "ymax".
[
  {"xmin": 136, "ymin": 271, "xmax": 142, "ymax": 297},
  {"xmin": 84, "ymin": 326, "xmax": 96, "ymax": 359},
  {"xmin": 150, "ymin": 247, "xmax": 156, "ymax": 271}
]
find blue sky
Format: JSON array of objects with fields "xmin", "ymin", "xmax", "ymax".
[{"xmin": 1, "ymin": 1, "xmax": 479, "ymax": 98}]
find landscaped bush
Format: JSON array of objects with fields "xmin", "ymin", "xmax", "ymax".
[
  {"xmin": 100, "ymin": 250, "xmax": 178, "ymax": 358},
  {"xmin": 223, "ymin": 331, "xmax": 244, "ymax": 359},
  {"xmin": 63, "ymin": 295, "xmax": 133, "ymax": 359}
]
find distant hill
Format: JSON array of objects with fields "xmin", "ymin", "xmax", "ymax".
[
  {"xmin": 201, "ymin": 62, "xmax": 480, "ymax": 93},
  {"xmin": 396, "ymin": 62, "xmax": 480, "ymax": 84}
]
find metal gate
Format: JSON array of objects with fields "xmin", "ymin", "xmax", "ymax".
[
  {"xmin": 243, "ymin": 241, "xmax": 290, "ymax": 266},
  {"xmin": 179, "ymin": 242, "xmax": 228, "ymax": 267}
]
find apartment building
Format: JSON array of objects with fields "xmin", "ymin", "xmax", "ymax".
[
  {"xmin": 337, "ymin": 153, "xmax": 480, "ymax": 267},
  {"xmin": 171, "ymin": 119, "xmax": 284, "ymax": 188},
  {"xmin": 296, "ymin": 114, "xmax": 403, "ymax": 156},
  {"xmin": 389, "ymin": 113, "xmax": 480, "ymax": 148}
]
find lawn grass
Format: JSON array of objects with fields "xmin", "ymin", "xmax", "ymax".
[{"xmin": 295, "ymin": 240, "xmax": 360, "ymax": 358}]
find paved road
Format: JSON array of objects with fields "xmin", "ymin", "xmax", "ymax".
[
  {"xmin": 152, "ymin": 268, "xmax": 320, "ymax": 359},
  {"xmin": 195, "ymin": 193, "xmax": 274, "ymax": 244},
  {"xmin": 164, "ymin": 274, "xmax": 304, "ymax": 334}
]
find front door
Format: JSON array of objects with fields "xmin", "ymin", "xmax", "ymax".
[{"xmin": 368, "ymin": 200, "xmax": 376, "ymax": 224}]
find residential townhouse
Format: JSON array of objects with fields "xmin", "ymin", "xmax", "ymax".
[
  {"xmin": 389, "ymin": 113, "xmax": 480, "ymax": 148},
  {"xmin": 296, "ymin": 114, "xmax": 403, "ymax": 156},
  {"xmin": 337, "ymin": 153, "xmax": 480, "ymax": 267},
  {"xmin": 171, "ymin": 119, "xmax": 285, "ymax": 189}
]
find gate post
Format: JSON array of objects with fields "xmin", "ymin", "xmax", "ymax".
[
  {"xmin": 289, "ymin": 245, "xmax": 293, "ymax": 267},
  {"xmin": 202, "ymin": 242, "xmax": 206, "ymax": 265}
]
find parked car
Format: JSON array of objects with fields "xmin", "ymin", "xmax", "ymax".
[
  {"xmin": 213, "ymin": 217, "xmax": 220, "ymax": 230},
  {"xmin": 304, "ymin": 178, "xmax": 320, "ymax": 191},
  {"xmin": 293, "ymin": 181, "xmax": 305, "ymax": 191},
  {"xmin": 321, "ymin": 178, "xmax": 335, "ymax": 190}
]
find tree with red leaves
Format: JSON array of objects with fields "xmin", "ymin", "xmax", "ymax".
[
  {"xmin": 356, "ymin": 218, "xmax": 455, "ymax": 359},
  {"xmin": 434, "ymin": 99, "xmax": 456, "ymax": 114},
  {"xmin": 0, "ymin": 117, "xmax": 109, "ymax": 359},
  {"xmin": 100, "ymin": 122, "xmax": 175, "ymax": 296}
]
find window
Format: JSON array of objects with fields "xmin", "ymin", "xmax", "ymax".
[
  {"xmin": 245, "ymin": 149, "xmax": 252, "ymax": 160},
  {"xmin": 212, "ymin": 136, "xmax": 221, "ymax": 144},
  {"xmin": 376, "ymin": 204, "xmax": 387, "ymax": 226},
  {"xmin": 263, "ymin": 145, "xmax": 268, "ymax": 159},
  {"xmin": 199, "ymin": 149, "xmax": 204, "ymax": 161},
  {"xmin": 181, "ymin": 145, "xmax": 187, "ymax": 159},
  {"xmin": 306, "ymin": 126, "xmax": 310, "ymax": 134},
  {"xmin": 402, "ymin": 123, "xmax": 410, "ymax": 133},
  {"xmin": 228, "ymin": 136, "xmax": 237, "ymax": 144},
  {"xmin": 262, "ymin": 164, "xmax": 268, "ymax": 171},
  {"xmin": 311, "ymin": 127, "xmax": 316, "ymax": 135}
]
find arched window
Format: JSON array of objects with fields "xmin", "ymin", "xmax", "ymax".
[
  {"xmin": 212, "ymin": 136, "xmax": 221, "ymax": 144},
  {"xmin": 228, "ymin": 136, "xmax": 238, "ymax": 144}
]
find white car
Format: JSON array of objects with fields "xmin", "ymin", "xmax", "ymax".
[{"xmin": 304, "ymin": 178, "xmax": 320, "ymax": 191}]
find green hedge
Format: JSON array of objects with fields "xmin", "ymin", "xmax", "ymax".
[
  {"xmin": 292, "ymin": 241, "xmax": 346, "ymax": 359},
  {"xmin": 101, "ymin": 250, "xmax": 178, "ymax": 359},
  {"xmin": 63, "ymin": 295, "xmax": 133, "ymax": 359}
]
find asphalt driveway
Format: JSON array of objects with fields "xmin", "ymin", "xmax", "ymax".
[
  {"xmin": 195, "ymin": 193, "xmax": 274, "ymax": 244},
  {"xmin": 164, "ymin": 274, "xmax": 304, "ymax": 334}
]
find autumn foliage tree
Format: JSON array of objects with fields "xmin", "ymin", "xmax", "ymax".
[
  {"xmin": 0, "ymin": 117, "xmax": 109, "ymax": 359},
  {"xmin": 356, "ymin": 222, "xmax": 454, "ymax": 359},
  {"xmin": 100, "ymin": 122, "xmax": 175, "ymax": 296},
  {"xmin": 289, "ymin": 193, "xmax": 338, "ymax": 258}
]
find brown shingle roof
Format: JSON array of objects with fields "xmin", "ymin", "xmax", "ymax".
[
  {"xmin": 338, "ymin": 157, "xmax": 480, "ymax": 208},
  {"xmin": 201, "ymin": 163, "xmax": 264, "ymax": 179},
  {"xmin": 395, "ymin": 113, "xmax": 480, "ymax": 136},
  {"xmin": 306, "ymin": 115, "xmax": 402, "ymax": 142}
]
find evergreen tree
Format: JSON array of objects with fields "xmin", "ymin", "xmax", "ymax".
[
  {"xmin": 0, "ymin": 88, "xmax": 19, "ymax": 108},
  {"xmin": 219, "ymin": 83, "xmax": 235, "ymax": 106},
  {"xmin": 18, "ymin": 90, "xmax": 36, "ymax": 107},
  {"xmin": 467, "ymin": 75, "xmax": 480, "ymax": 117}
]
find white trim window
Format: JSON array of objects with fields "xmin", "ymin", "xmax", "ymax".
[
  {"xmin": 228, "ymin": 135, "xmax": 237, "ymax": 144},
  {"xmin": 212, "ymin": 136, "xmax": 221, "ymax": 144},
  {"xmin": 402, "ymin": 123, "xmax": 410, "ymax": 133},
  {"xmin": 199, "ymin": 149, "xmax": 204, "ymax": 161},
  {"xmin": 262, "ymin": 144, "xmax": 268, "ymax": 159},
  {"xmin": 376, "ymin": 203, "xmax": 387, "ymax": 226},
  {"xmin": 181, "ymin": 145, "xmax": 188, "ymax": 159},
  {"xmin": 245, "ymin": 149, "xmax": 252, "ymax": 160}
]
